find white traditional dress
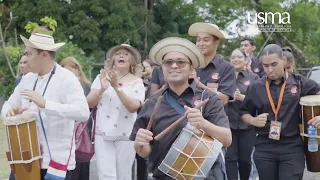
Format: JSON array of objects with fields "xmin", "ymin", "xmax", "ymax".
[{"xmin": 91, "ymin": 74, "xmax": 145, "ymax": 180}]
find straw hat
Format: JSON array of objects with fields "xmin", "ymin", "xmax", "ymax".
[
  {"xmin": 188, "ymin": 22, "xmax": 229, "ymax": 39},
  {"xmin": 20, "ymin": 33, "xmax": 65, "ymax": 51},
  {"xmin": 106, "ymin": 44, "xmax": 141, "ymax": 64},
  {"xmin": 149, "ymin": 37, "xmax": 205, "ymax": 69}
]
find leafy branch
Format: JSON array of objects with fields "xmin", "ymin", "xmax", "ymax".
[{"xmin": 0, "ymin": 12, "xmax": 17, "ymax": 78}]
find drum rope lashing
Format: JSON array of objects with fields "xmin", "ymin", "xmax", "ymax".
[
  {"xmin": 6, "ymin": 123, "xmax": 42, "ymax": 164},
  {"xmin": 16, "ymin": 125, "xmax": 24, "ymax": 160},
  {"xmin": 172, "ymin": 126, "xmax": 207, "ymax": 178},
  {"xmin": 6, "ymin": 125, "xmax": 14, "ymax": 163},
  {"xmin": 27, "ymin": 122, "xmax": 34, "ymax": 158}
]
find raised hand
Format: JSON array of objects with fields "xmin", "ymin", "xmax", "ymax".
[{"xmin": 100, "ymin": 69, "xmax": 110, "ymax": 90}]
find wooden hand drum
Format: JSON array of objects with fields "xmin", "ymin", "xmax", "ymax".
[
  {"xmin": 158, "ymin": 124, "xmax": 222, "ymax": 180},
  {"xmin": 4, "ymin": 111, "xmax": 41, "ymax": 180},
  {"xmin": 299, "ymin": 95, "xmax": 320, "ymax": 172}
]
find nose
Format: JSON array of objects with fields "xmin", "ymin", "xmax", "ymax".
[
  {"xmin": 170, "ymin": 62, "xmax": 179, "ymax": 69},
  {"xmin": 267, "ymin": 66, "xmax": 274, "ymax": 73},
  {"xmin": 197, "ymin": 40, "xmax": 204, "ymax": 46}
]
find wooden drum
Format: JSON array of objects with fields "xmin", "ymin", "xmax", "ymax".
[
  {"xmin": 4, "ymin": 111, "xmax": 41, "ymax": 180},
  {"xmin": 300, "ymin": 95, "xmax": 320, "ymax": 172},
  {"xmin": 158, "ymin": 124, "xmax": 222, "ymax": 180}
]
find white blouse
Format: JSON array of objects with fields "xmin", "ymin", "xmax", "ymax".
[{"xmin": 91, "ymin": 75, "xmax": 145, "ymax": 141}]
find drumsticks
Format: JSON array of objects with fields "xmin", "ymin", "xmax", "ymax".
[
  {"xmin": 146, "ymin": 95, "xmax": 164, "ymax": 130},
  {"xmin": 154, "ymin": 98, "xmax": 209, "ymax": 141}
]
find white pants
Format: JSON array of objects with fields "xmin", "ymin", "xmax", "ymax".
[{"xmin": 95, "ymin": 135, "xmax": 136, "ymax": 180}]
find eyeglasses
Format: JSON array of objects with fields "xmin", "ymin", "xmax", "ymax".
[{"xmin": 163, "ymin": 59, "xmax": 190, "ymax": 68}]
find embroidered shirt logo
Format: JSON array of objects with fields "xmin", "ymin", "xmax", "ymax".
[
  {"xmin": 194, "ymin": 100, "xmax": 201, "ymax": 106},
  {"xmin": 211, "ymin": 73, "xmax": 220, "ymax": 80},
  {"xmin": 243, "ymin": 80, "xmax": 251, "ymax": 86},
  {"xmin": 192, "ymin": 96, "xmax": 201, "ymax": 106},
  {"xmin": 288, "ymin": 85, "xmax": 298, "ymax": 96}
]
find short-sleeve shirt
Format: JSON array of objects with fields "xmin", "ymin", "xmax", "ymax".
[
  {"xmin": 130, "ymin": 80, "xmax": 229, "ymax": 179},
  {"xmin": 196, "ymin": 55, "xmax": 236, "ymax": 99},
  {"xmin": 151, "ymin": 66, "xmax": 165, "ymax": 87},
  {"xmin": 239, "ymin": 73, "xmax": 320, "ymax": 152},
  {"xmin": 91, "ymin": 74, "xmax": 145, "ymax": 141},
  {"xmin": 227, "ymin": 70, "xmax": 259, "ymax": 129}
]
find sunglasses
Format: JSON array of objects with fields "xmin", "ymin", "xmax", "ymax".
[{"xmin": 163, "ymin": 59, "xmax": 190, "ymax": 68}]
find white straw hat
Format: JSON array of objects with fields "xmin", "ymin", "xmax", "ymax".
[
  {"xmin": 149, "ymin": 37, "xmax": 205, "ymax": 68},
  {"xmin": 20, "ymin": 33, "xmax": 65, "ymax": 51},
  {"xmin": 188, "ymin": 22, "xmax": 229, "ymax": 39}
]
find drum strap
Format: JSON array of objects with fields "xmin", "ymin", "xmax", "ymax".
[
  {"xmin": 38, "ymin": 111, "xmax": 75, "ymax": 165},
  {"xmin": 164, "ymin": 92, "xmax": 185, "ymax": 116}
]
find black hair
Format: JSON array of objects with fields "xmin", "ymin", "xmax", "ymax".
[
  {"xmin": 36, "ymin": 49, "xmax": 56, "ymax": 59},
  {"xmin": 282, "ymin": 46, "xmax": 295, "ymax": 64},
  {"xmin": 261, "ymin": 44, "xmax": 283, "ymax": 59},
  {"xmin": 241, "ymin": 37, "xmax": 256, "ymax": 46}
]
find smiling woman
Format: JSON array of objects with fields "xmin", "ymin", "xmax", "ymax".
[{"xmin": 86, "ymin": 44, "xmax": 145, "ymax": 180}]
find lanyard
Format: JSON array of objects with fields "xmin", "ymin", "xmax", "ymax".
[
  {"xmin": 31, "ymin": 66, "xmax": 56, "ymax": 101},
  {"xmin": 265, "ymin": 72, "xmax": 288, "ymax": 121}
]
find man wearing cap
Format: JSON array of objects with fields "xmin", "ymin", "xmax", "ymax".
[
  {"xmin": 130, "ymin": 37, "xmax": 231, "ymax": 180},
  {"xmin": 1, "ymin": 33, "xmax": 90, "ymax": 180},
  {"xmin": 188, "ymin": 22, "xmax": 236, "ymax": 105}
]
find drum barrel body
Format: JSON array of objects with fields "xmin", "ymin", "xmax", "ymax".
[
  {"xmin": 301, "ymin": 104, "xmax": 320, "ymax": 172},
  {"xmin": 6, "ymin": 120, "xmax": 41, "ymax": 180},
  {"xmin": 159, "ymin": 125, "xmax": 222, "ymax": 180}
]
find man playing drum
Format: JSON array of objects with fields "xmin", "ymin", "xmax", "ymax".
[
  {"xmin": 240, "ymin": 44, "xmax": 320, "ymax": 180},
  {"xmin": 130, "ymin": 37, "xmax": 232, "ymax": 180},
  {"xmin": 1, "ymin": 32, "xmax": 90, "ymax": 180}
]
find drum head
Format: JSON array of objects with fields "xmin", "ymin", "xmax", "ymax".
[{"xmin": 300, "ymin": 95, "xmax": 320, "ymax": 106}]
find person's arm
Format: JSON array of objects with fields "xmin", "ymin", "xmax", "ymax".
[
  {"xmin": 186, "ymin": 92, "xmax": 231, "ymax": 147},
  {"xmin": 130, "ymin": 99, "xmax": 154, "ymax": 157},
  {"xmin": 86, "ymin": 74, "xmax": 108, "ymax": 108},
  {"xmin": 150, "ymin": 67, "xmax": 165, "ymax": 96},
  {"xmin": 86, "ymin": 88, "xmax": 105, "ymax": 108},
  {"xmin": 43, "ymin": 76, "xmax": 90, "ymax": 121},
  {"xmin": 239, "ymin": 85, "xmax": 259, "ymax": 125},
  {"xmin": 217, "ymin": 65, "xmax": 237, "ymax": 105},
  {"xmin": 134, "ymin": 137, "xmax": 152, "ymax": 158},
  {"xmin": 150, "ymin": 83, "xmax": 167, "ymax": 96},
  {"xmin": 1, "ymin": 78, "xmax": 23, "ymax": 120},
  {"xmin": 114, "ymin": 80, "xmax": 145, "ymax": 113},
  {"xmin": 299, "ymin": 75, "xmax": 320, "ymax": 96},
  {"xmin": 202, "ymin": 120, "xmax": 231, "ymax": 147}
]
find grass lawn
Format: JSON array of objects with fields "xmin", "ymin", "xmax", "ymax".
[{"xmin": 0, "ymin": 122, "xmax": 10, "ymax": 179}]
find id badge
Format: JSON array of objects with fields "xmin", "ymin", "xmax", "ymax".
[
  {"xmin": 207, "ymin": 83, "xmax": 218, "ymax": 92},
  {"xmin": 269, "ymin": 121, "xmax": 282, "ymax": 140}
]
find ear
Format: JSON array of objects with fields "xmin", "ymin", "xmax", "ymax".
[
  {"xmin": 282, "ymin": 56, "xmax": 287, "ymax": 66},
  {"xmin": 43, "ymin": 51, "xmax": 49, "ymax": 58},
  {"xmin": 214, "ymin": 39, "xmax": 220, "ymax": 46},
  {"xmin": 252, "ymin": 45, "xmax": 256, "ymax": 51}
]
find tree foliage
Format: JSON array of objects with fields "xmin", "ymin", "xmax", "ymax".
[{"xmin": 1, "ymin": 0, "xmax": 320, "ymax": 98}]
